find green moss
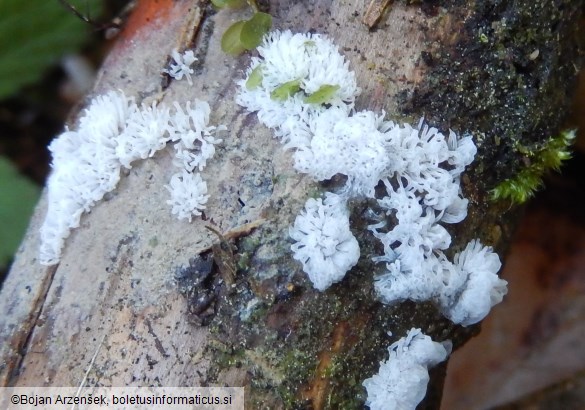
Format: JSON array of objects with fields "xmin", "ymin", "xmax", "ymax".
[
  {"xmin": 246, "ymin": 303, "xmax": 269, "ymax": 322},
  {"xmin": 203, "ymin": 341, "xmax": 246, "ymax": 382},
  {"xmin": 318, "ymin": 355, "xmax": 369, "ymax": 409},
  {"xmin": 236, "ymin": 252, "xmax": 251, "ymax": 271},
  {"xmin": 277, "ymin": 349, "xmax": 318, "ymax": 406},
  {"xmin": 490, "ymin": 129, "xmax": 575, "ymax": 203}
]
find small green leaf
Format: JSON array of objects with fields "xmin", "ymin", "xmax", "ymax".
[
  {"xmin": 0, "ymin": 157, "xmax": 39, "ymax": 268},
  {"xmin": 221, "ymin": 20, "xmax": 246, "ymax": 55},
  {"xmin": 304, "ymin": 84, "xmax": 340, "ymax": 104},
  {"xmin": 270, "ymin": 80, "xmax": 301, "ymax": 101},
  {"xmin": 211, "ymin": 0, "xmax": 246, "ymax": 8},
  {"xmin": 246, "ymin": 64, "xmax": 264, "ymax": 90},
  {"xmin": 240, "ymin": 12, "xmax": 272, "ymax": 50}
]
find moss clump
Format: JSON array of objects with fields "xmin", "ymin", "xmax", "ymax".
[{"xmin": 490, "ymin": 129, "xmax": 575, "ymax": 203}]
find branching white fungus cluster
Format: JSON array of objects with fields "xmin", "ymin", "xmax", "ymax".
[
  {"xmin": 40, "ymin": 91, "xmax": 222, "ymax": 265},
  {"xmin": 39, "ymin": 28, "xmax": 509, "ymax": 410},
  {"xmin": 237, "ymin": 30, "xmax": 509, "ymax": 409}
]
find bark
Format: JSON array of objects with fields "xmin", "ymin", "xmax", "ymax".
[{"xmin": 1, "ymin": 0, "xmax": 583, "ymax": 408}]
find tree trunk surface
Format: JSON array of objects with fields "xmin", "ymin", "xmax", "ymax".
[{"xmin": 1, "ymin": 0, "xmax": 583, "ymax": 408}]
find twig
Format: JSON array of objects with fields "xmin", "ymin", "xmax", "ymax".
[
  {"xmin": 363, "ymin": 0, "xmax": 393, "ymax": 29},
  {"xmin": 72, "ymin": 333, "xmax": 106, "ymax": 410}
]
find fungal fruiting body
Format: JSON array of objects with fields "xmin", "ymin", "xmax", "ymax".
[
  {"xmin": 236, "ymin": 30, "xmax": 359, "ymax": 151},
  {"xmin": 237, "ymin": 30, "xmax": 509, "ymax": 408},
  {"xmin": 40, "ymin": 91, "xmax": 222, "ymax": 265},
  {"xmin": 289, "ymin": 193, "xmax": 360, "ymax": 291},
  {"xmin": 165, "ymin": 170, "xmax": 209, "ymax": 222},
  {"xmin": 441, "ymin": 239, "xmax": 508, "ymax": 325},
  {"xmin": 237, "ymin": 30, "xmax": 507, "ymax": 325},
  {"xmin": 362, "ymin": 328, "xmax": 451, "ymax": 410},
  {"xmin": 293, "ymin": 107, "xmax": 391, "ymax": 197},
  {"xmin": 163, "ymin": 49, "xmax": 197, "ymax": 85}
]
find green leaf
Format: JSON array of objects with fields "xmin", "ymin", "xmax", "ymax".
[
  {"xmin": 240, "ymin": 12, "xmax": 272, "ymax": 50},
  {"xmin": 246, "ymin": 64, "xmax": 264, "ymax": 90},
  {"xmin": 0, "ymin": 0, "xmax": 103, "ymax": 99},
  {"xmin": 304, "ymin": 84, "xmax": 340, "ymax": 104},
  {"xmin": 270, "ymin": 80, "xmax": 301, "ymax": 101},
  {"xmin": 211, "ymin": 0, "xmax": 246, "ymax": 8},
  {"xmin": 221, "ymin": 20, "xmax": 247, "ymax": 55},
  {"xmin": 0, "ymin": 157, "xmax": 39, "ymax": 268}
]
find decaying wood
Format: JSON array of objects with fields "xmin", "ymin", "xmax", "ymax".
[
  {"xmin": 363, "ymin": 0, "xmax": 393, "ymax": 29},
  {"xmin": 1, "ymin": 0, "xmax": 583, "ymax": 408}
]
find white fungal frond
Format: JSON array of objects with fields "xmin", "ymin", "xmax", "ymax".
[
  {"xmin": 236, "ymin": 30, "xmax": 359, "ymax": 149},
  {"xmin": 440, "ymin": 239, "xmax": 508, "ymax": 325},
  {"xmin": 116, "ymin": 101, "xmax": 171, "ymax": 168},
  {"xmin": 362, "ymin": 328, "xmax": 451, "ymax": 410},
  {"xmin": 293, "ymin": 107, "xmax": 391, "ymax": 197},
  {"xmin": 289, "ymin": 193, "xmax": 360, "ymax": 291},
  {"xmin": 78, "ymin": 90, "xmax": 135, "ymax": 140},
  {"xmin": 165, "ymin": 170, "xmax": 209, "ymax": 222},
  {"xmin": 163, "ymin": 49, "xmax": 197, "ymax": 85}
]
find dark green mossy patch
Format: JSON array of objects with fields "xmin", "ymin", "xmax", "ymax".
[{"xmin": 406, "ymin": 0, "xmax": 584, "ymax": 198}]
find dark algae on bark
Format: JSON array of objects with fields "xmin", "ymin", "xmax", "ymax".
[{"xmin": 407, "ymin": 0, "xmax": 584, "ymax": 195}]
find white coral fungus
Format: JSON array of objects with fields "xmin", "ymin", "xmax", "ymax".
[
  {"xmin": 236, "ymin": 29, "xmax": 510, "ymax": 409},
  {"xmin": 40, "ymin": 91, "xmax": 222, "ymax": 265},
  {"xmin": 373, "ymin": 238, "xmax": 508, "ymax": 326},
  {"xmin": 362, "ymin": 120, "xmax": 506, "ymax": 325},
  {"xmin": 442, "ymin": 240, "xmax": 508, "ymax": 325},
  {"xmin": 236, "ymin": 30, "xmax": 359, "ymax": 150},
  {"xmin": 165, "ymin": 170, "xmax": 209, "ymax": 222},
  {"xmin": 163, "ymin": 49, "xmax": 197, "ymax": 85},
  {"xmin": 237, "ymin": 29, "xmax": 507, "ymax": 322},
  {"xmin": 293, "ymin": 107, "xmax": 391, "ymax": 197},
  {"xmin": 289, "ymin": 193, "xmax": 360, "ymax": 291},
  {"xmin": 362, "ymin": 328, "xmax": 451, "ymax": 410},
  {"xmin": 169, "ymin": 100, "xmax": 225, "ymax": 172}
]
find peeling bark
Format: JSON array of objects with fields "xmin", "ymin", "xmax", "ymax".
[{"xmin": 1, "ymin": 0, "xmax": 583, "ymax": 409}]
